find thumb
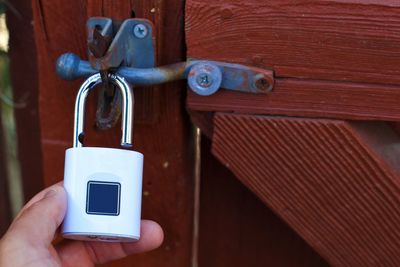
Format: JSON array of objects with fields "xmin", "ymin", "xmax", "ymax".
[{"xmin": 5, "ymin": 184, "xmax": 67, "ymax": 247}]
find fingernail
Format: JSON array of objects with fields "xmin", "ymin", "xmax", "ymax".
[{"xmin": 44, "ymin": 189, "xmax": 57, "ymax": 198}]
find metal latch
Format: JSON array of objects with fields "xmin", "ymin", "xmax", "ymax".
[{"xmin": 56, "ymin": 17, "xmax": 274, "ymax": 125}]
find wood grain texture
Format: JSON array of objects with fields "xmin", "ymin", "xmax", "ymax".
[
  {"xmin": 186, "ymin": 0, "xmax": 400, "ymax": 85},
  {"xmin": 212, "ymin": 113, "xmax": 400, "ymax": 267},
  {"xmin": 185, "ymin": 0, "xmax": 400, "ymax": 121},
  {"xmin": 31, "ymin": 0, "xmax": 194, "ymax": 266},
  {"xmin": 199, "ymin": 137, "xmax": 328, "ymax": 267},
  {"xmin": 7, "ymin": 0, "xmax": 44, "ymax": 200},
  {"xmin": 187, "ymin": 76, "xmax": 400, "ymax": 121}
]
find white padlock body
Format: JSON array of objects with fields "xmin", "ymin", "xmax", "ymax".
[{"xmin": 62, "ymin": 147, "xmax": 143, "ymax": 242}]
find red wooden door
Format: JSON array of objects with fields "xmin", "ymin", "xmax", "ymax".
[
  {"xmin": 8, "ymin": 0, "xmax": 400, "ymax": 266},
  {"xmin": 186, "ymin": 1, "xmax": 400, "ymax": 266}
]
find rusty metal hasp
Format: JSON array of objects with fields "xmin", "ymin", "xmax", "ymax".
[{"xmin": 56, "ymin": 17, "xmax": 275, "ymax": 96}]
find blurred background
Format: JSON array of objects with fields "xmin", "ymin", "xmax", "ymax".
[{"xmin": 0, "ymin": 1, "xmax": 24, "ymax": 229}]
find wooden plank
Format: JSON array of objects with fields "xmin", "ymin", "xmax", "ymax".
[
  {"xmin": 187, "ymin": 78, "xmax": 400, "ymax": 121},
  {"xmin": 31, "ymin": 1, "xmax": 194, "ymax": 266},
  {"xmin": 186, "ymin": 0, "xmax": 400, "ymax": 121},
  {"xmin": 199, "ymin": 137, "xmax": 328, "ymax": 267},
  {"xmin": 212, "ymin": 113, "xmax": 400, "ymax": 266},
  {"xmin": 7, "ymin": 0, "xmax": 44, "ymax": 200},
  {"xmin": 186, "ymin": 0, "xmax": 400, "ymax": 85}
]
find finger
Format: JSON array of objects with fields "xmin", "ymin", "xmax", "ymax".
[
  {"xmin": 56, "ymin": 220, "xmax": 164, "ymax": 266},
  {"xmin": 5, "ymin": 184, "xmax": 67, "ymax": 247},
  {"xmin": 14, "ymin": 181, "xmax": 63, "ymax": 221}
]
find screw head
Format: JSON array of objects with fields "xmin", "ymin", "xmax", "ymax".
[
  {"xmin": 188, "ymin": 63, "xmax": 222, "ymax": 96},
  {"xmin": 196, "ymin": 73, "xmax": 213, "ymax": 88},
  {"xmin": 133, "ymin": 24, "xmax": 148, "ymax": 39},
  {"xmin": 254, "ymin": 75, "xmax": 273, "ymax": 93}
]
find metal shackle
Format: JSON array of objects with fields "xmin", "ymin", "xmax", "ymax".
[{"xmin": 73, "ymin": 73, "xmax": 134, "ymax": 148}]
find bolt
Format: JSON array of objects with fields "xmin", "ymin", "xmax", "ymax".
[
  {"xmin": 255, "ymin": 77, "xmax": 272, "ymax": 92},
  {"xmin": 196, "ymin": 73, "xmax": 213, "ymax": 88},
  {"xmin": 188, "ymin": 63, "xmax": 222, "ymax": 96},
  {"xmin": 133, "ymin": 24, "xmax": 148, "ymax": 39}
]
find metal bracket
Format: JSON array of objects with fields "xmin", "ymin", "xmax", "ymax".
[
  {"xmin": 56, "ymin": 17, "xmax": 274, "ymax": 127},
  {"xmin": 57, "ymin": 17, "xmax": 274, "ymax": 95},
  {"xmin": 57, "ymin": 55, "xmax": 274, "ymax": 95},
  {"xmin": 87, "ymin": 17, "xmax": 155, "ymax": 70},
  {"xmin": 86, "ymin": 18, "xmax": 155, "ymax": 129}
]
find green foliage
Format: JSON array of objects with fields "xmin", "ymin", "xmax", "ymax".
[
  {"xmin": 0, "ymin": 44, "xmax": 24, "ymax": 215},
  {"xmin": 0, "ymin": 52, "xmax": 14, "ymax": 143},
  {"xmin": 0, "ymin": 51, "xmax": 10, "ymax": 88},
  {"xmin": 0, "ymin": 2, "xmax": 5, "ymax": 15}
]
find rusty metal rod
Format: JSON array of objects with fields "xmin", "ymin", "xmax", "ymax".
[
  {"xmin": 56, "ymin": 53, "xmax": 274, "ymax": 94},
  {"xmin": 57, "ymin": 53, "xmax": 193, "ymax": 85}
]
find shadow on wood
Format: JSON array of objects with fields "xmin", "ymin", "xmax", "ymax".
[
  {"xmin": 199, "ymin": 137, "xmax": 329, "ymax": 267},
  {"xmin": 212, "ymin": 114, "xmax": 400, "ymax": 266}
]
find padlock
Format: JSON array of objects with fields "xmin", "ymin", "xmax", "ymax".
[{"xmin": 62, "ymin": 73, "xmax": 143, "ymax": 242}]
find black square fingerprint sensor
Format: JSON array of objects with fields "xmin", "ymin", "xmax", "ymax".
[{"xmin": 86, "ymin": 181, "xmax": 121, "ymax": 216}]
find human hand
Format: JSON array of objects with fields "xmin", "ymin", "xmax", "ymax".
[{"xmin": 0, "ymin": 183, "xmax": 163, "ymax": 267}]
